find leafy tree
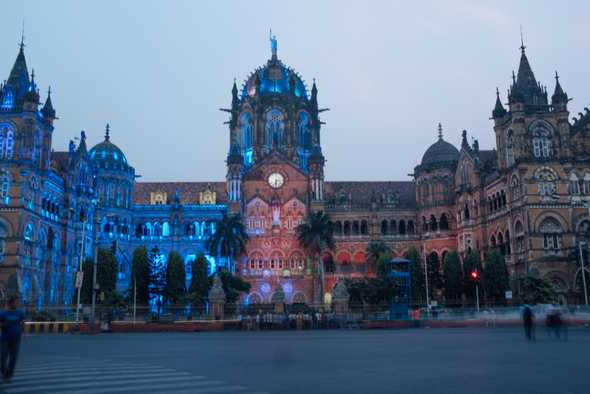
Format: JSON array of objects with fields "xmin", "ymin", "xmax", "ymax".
[
  {"xmin": 404, "ymin": 246, "xmax": 425, "ymax": 304},
  {"xmin": 214, "ymin": 270, "xmax": 251, "ymax": 305},
  {"xmin": 131, "ymin": 246, "xmax": 150, "ymax": 305},
  {"xmin": 188, "ymin": 253, "xmax": 210, "ymax": 313},
  {"xmin": 463, "ymin": 249, "xmax": 482, "ymax": 301},
  {"xmin": 366, "ymin": 241, "xmax": 390, "ymax": 273},
  {"xmin": 148, "ymin": 246, "xmax": 167, "ymax": 318},
  {"xmin": 376, "ymin": 254, "xmax": 391, "ymax": 279},
  {"xmin": 516, "ymin": 275, "xmax": 556, "ymax": 304},
  {"xmin": 426, "ymin": 252, "xmax": 443, "ymax": 299},
  {"xmin": 443, "ymin": 250, "xmax": 463, "ymax": 304},
  {"xmin": 80, "ymin": 258, "xmax": 94, "ymax": 304},
  {"xmin": 207, "ymin": 213, "xmax": 249, "ymax": 272},
  {"xmin": 97, "ymin": 247, "xmax": 118, "ymax": 295},
  {"xmin": 483, "ymin": 249, "xmax": 510, "ymax": 304},
  {"xmin": 164, "ymin": 251, "xmax": 186, "ymax": 305},
  {"xmin": 346, "ymin": 277, "xmax": 393, "ymax": 311},
  {"xmin": 296, "ymin": 211, "xmax": 335, "ymax": 304}
]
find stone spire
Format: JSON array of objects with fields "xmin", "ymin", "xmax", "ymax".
[
  {"xmin": 77, "ymin": 130, "xmax": 88, "ymax": 154},
  {"xmin": 509, "ymin": 39, "xmax": 548, "ymax": 107},
  {"xmin": 5, "ymin": 37, "xmax": 30, "ymax": 102},
  {"xmin": 437, "ymin": 122, "xmax": 443, "ymax": 140},
  {"xmin": 461, "ymin": 130, "xmax": 469, "ymax": 150},
  {"xmin": 104, "ymin": 123, "xmax": 110, "ymax": 141},
  {"xmin": 551, "ymin": 71, "xmax": 568, "ymax": 107},
  {"xmin": 41, "ymin": 86, "xmax": 56, "ymax": 120},
  {"xmin": 492, "ymin": 87, "xmax": 507, "ymax": 118}
]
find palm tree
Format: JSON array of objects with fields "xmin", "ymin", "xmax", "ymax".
[
  {"xmin": 366, "ymin": 241, "xmax": 390, "ymax": 273},
  {"xmin": 207, "ymin": 213, "xmax": 249, "ymax": 273},
  {"xmin": 296, "ymin": 211, "xmax": 335, "ymax": 305}
]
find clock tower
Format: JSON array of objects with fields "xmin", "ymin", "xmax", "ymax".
[{"xmin": 222, "ymin": 33, "xmax": 326, "ymax": 305}]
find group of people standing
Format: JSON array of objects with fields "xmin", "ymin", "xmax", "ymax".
[
  {"xmin": 522, "ymin": 304, "xmax": 568, "ymax": 341},
  {"xmin": 0, "ymin": 296, "xmax": 24, "ymax": 383}
]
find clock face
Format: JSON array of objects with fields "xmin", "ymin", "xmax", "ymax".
[{"xmin": 268, "ymin": 172, "xmax": 285, "ymax": 189}]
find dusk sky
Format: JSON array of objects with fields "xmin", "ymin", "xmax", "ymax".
[{"xmin": 2, "ymin": 1, "xmax": 589, "ymax": 182}]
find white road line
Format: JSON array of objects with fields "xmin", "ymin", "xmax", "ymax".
[
  {"xmin": 76, "ymin": 382, "xmax": 245, "ymax": 394},
  {"xmin": 4, "ymin": 375, "xmax": 204, "ymax": 393},
  {"xmin": 15, "ymin": 365, "xmax": 167, "ymax": 375},
  {"xmin": 12, "ymin": 367, "xmax": 174, "ymax": 379},
  {"xmin": 7, "ymin": 371, "xmax": 194, "ymax": 387}
]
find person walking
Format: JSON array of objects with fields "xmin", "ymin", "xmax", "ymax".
[
  {"xmin": 0, "ymin": 296, "xmax": 25, "ymax": 382},
  {"xmin": 522, "ymin": 305, "xmax": 535, "ymax": 342}
]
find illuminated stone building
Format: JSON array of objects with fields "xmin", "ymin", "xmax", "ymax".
[{"xmin": 1, "ymin": 34, "xmax": 589, "ymax": 308}]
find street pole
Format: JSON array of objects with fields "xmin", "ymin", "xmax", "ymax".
[
  {"xmin": 475, "ymin": 282, "xmax": 480, "ymax": 313},
  {"xmin": 424, "ymin": 253, "xmax": 430, "ymax": 318},
  {"xmin": 75, "ymin": 216, "xmax": 86, "ymax": 322},
  {"xmin": 578, "ymin": 242, "xmax": 589, "ymax": 306},
  {"xmin": 133, "ymin": 278, "xmax": 137, "ymax": 323},
  {"xmin": 90, "ymin": 203, "xmax": 99, "ymax": 326}
]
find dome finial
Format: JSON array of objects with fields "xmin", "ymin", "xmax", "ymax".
[
  {"xmin": 105, "ymin": 123, "xmax": 110, "ymax": 141},
  {"xmin": 437, "ymin": 122, "xmax": 443, "ymax": 140},
  {"xmin": 519, "ymin": 24, "xmax": 526, "ymax": 54},
  {"xmin": 19, "ymin": 20, "xmax": 25, "ymax": 52},
  {"xmin": 269, "ymin": 28, "xmax": 277, "ymax": 58}
]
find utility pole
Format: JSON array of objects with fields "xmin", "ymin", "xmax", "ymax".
[
  {"xmin": 578, "ymin": 242, "xmax": 589, "ymax": 306},
  {"xmin": 75, "ymin": 214, "xmax": 86, "ymax": 322},
  {"xmin": 90, "ymin": 201, "xmax": 99, "ymax": 326},
  {"xmin": 133, "ymin": 278, "xmax": 137, "ymax": 324},
  {"xmin": 423, "ymin": 248, "xmax": 430, "ymax": 318},
  {"xmin": 475, "ymin": 282, "xmax": 480, "ymax": 313}
]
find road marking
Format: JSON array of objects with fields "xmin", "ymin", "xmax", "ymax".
[
  {"xmin": 12, "ymin": 358, "xmax": 267, "ymax": 394},
  {"xmin": 7, "ymin": 371, "xmax": 195, "ymax": 387}
]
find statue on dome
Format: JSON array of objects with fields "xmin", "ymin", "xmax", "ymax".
[{"xmin": 270, "ymin": 29, "xmax": 277, "ymax": 58}]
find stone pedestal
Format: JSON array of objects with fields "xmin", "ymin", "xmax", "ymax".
[
  {"xmin": 208, "ymin": 275, "xmax": 226, "ymax": 320},
  {"xmin": 332, "ymin": 279, "xmax": 350, "ymax": 315},
  {"xmin": 272, "ymin": 285, "xmax": 286, "ymax": 314}
]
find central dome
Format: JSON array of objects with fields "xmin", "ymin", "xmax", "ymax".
[
  {"xmin": 421, "ymin": 135, "xmax": 459, "ymax": 166},
  {"xmin": 241, "ymin": 35, "xmax": 308, "ymax": 99},
  {"xmin": 89, "ymin": 126, "xmax": 129, "ymax": 171}
]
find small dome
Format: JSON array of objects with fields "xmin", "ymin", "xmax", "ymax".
[
  {"xmin": 420, "ymin": 137, "xmax": 459, "ymax": 166},
  {"xmin": 89, "ymin": 125, "xmax": 129, "ymax": 171}
]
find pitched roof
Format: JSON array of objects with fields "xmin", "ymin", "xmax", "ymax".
[
  {"xmin": 133, "ymin": 182, "xmax": 227, "ymax": 205},
  {"xmin": 324, "ymin": 181, "xmax": 416, "ymax": 209}
]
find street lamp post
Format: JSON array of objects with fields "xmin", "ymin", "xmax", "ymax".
[
  {"xmin": 75, "ymin": 213, "xmax": 87, "ymax": 322},
  {"xmin": 578, "ymin": 242, "xmax": 589, "ymax": 306},
  {"xmin": 89, "ymin": 201, "xmax": 99, "ymax": 326}
]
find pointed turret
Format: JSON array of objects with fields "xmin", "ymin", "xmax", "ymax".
[
  {"xmin": 77, "ymin": 130, "xmax": 87, "ymax": 154},
  {"xmin": 461, "ymin": 129, "xmax": 469, "ymax": 150},
  {"xmin": 231, "ymin": 78, "xmax": 238, "ymax": 108},
  {"xmin": 551, "ymin": 71, "xmax": 568, "ymax": 109},
  {"xmin": 311, "ymin": 78, "xmax": 318, "ymax": 104},
  {"xmin": 23, "ymin": 68, "xmax": 40, "ymax": 106},
  {"xmin": 508, "ymin": 42, "xmax": 548, "ymax": 108},
  {"xmin": 492, "ymin": 87, "xmax": 507, "ymax": 118},
  {"xmin": 6, "ymin": 39, "xmax": 30, "ymax": 101},
  {"xmin": 41, "ymin": 86, "xmax": 56, "ymax": 122}
]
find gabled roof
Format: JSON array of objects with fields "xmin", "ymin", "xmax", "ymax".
[{"xmin": 133, "ymin": 182, "xmax": 227, "ymax": 205}]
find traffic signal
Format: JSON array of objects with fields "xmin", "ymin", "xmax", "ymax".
[{"xmin": 470, "ymin": 270, "xmax": 479, "ymax": 282}]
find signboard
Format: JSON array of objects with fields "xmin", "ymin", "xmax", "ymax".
[
  {"xmin": 505, "ymin": 290, "xmax": 513, "ymax": 300},
  {"xmin": 430, "ymin": 300, "xmax": 438, "ymax": 307},
  {"xmin": 75, "ymin": 271, "xmax": 84, "ymax": 289}
]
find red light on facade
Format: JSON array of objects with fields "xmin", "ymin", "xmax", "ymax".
[{"xmin": 471, "ymin": 271, "xmax": 479, "ymax": 280}]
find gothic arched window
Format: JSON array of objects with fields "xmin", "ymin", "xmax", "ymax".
[
  {"xmin": 0, "ymin": 222, "xmax": 7, "ymax": 262},
  {"xmin": 514, "ymin": 220, "xmax": 525, "ymax": 253},
  {"xmin": 536, "ymin": 168, "xmax": 557, "ymax": 197},
  {"xmin": 1, "ymin": 90, "xmax": 14, "ymax": 110},
  {"xmin": 0, "ymin": 124, "xmax": 16, "ymax": 159},
  {"xmin": 506, "ymin": 129, "xmax": 515, "ymax": 166},
  {"xmin": 530, "ymin": 121, "xmax": 553, "ymax": 159},
  {"xmin": 539, "ymin": 217, "xmax": 563, "ymax": 252},
  {"xmin": 298, "ymin": 111, "xmax": 311, "ymax": 149},
  {"xmin": 34, "ymin": 128, "xmax": 41, "ymax": 163},
  {"xmin": 265, "ymin": 108, "xmax": 284, "ymax": 150},
  {"xmin": 240, "ymin": 112, "xmax": 253, "ymax": 167},
  {"xmin": 569, "ymin": 172, "xmax": 580, "ymax": 195},
  {"xmin": 24, "ymin": 223, "xmax": 34, "ymax": 242},
  {"xmin": 1, "ymin": 171, "xmax": 9, "ymax": 204}
]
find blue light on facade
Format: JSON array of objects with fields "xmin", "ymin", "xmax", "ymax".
[{"xmin": 1, "ymin": 90, "xmax": 14, "ymax": 110}]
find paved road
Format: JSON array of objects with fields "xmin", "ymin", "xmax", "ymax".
[{"xmin": 6, "ymin": 327, "xmax": 589, "ymax": 394}]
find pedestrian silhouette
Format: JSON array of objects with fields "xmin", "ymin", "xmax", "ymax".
[
  {"xmin": 0, "ymin": 296, "xmax": 25, "ymax": 382},
  {"xmin": 522, "ymin": 305, "xmax": 535, "ymax": 342}
]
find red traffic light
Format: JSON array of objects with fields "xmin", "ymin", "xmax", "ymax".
[{"xmin": 470, "ymin": 271, "xmax": 479, "ymax": 280}]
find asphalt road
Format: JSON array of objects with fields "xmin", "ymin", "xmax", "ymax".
[{"xmin": 7, "ymin": 327, "xmax": 589, "ymax": 394}]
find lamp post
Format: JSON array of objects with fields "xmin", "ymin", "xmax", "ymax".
[
  {"xmin": 89, "ymin": 200, "xmax": 99, "ymax": 325},
  {"xmin": 578, "ymin": 241, "xmax": 589, "ymax": 306},
  {"xmin": 74, "ymin": 210, "xmax": 87, "ymax": 322}
]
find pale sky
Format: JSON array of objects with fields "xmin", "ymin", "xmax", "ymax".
[{"xmin": 2, "ymin": 1, "xmax": 589, "ymax": 182}]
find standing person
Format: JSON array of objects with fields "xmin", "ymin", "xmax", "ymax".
[
  {"xmin": 0, "ymin": 296, "xmax": 25, "ymax": 382},
  {"xmin": 522, "ymin": 305, "xmax": 535, "ymax": 341}
]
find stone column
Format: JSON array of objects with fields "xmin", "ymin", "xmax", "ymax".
[{"xmin": 208, "ymin": 275, "xmax": 226, "ymax": 320}]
